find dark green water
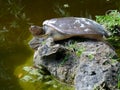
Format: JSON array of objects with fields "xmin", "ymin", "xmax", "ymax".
[{"xmin": 0, "ymin": 0, "xmax": 120, "ymax": 90}]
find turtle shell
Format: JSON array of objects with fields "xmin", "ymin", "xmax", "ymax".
[{"xmin": 43, "ymin": 17, "xmax": 108, "ymax": 36}]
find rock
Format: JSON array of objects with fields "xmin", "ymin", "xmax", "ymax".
[
  {"xmin": 75, "ymin": 42, "xmax": 119, "ymax": 90},
  {"xmin": 29, "ymin": 38, "xmax": 120, "ymax": 90},
  {"xmin": 28, "ymin": 37, "xmax": 45, "ymax": 50}
]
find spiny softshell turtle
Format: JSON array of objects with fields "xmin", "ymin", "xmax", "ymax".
[{"xmin": 29, "ymin": 17, "xmax": 108, "ymax": 41}]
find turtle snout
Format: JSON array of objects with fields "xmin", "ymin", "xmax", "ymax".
[
  {"xmin": 29, "ymin": 25, "xmax": 39, "ymax": 31},
  {"xmin": 29, "ymin": 25, "xmax": 44, "ymax": 36}
]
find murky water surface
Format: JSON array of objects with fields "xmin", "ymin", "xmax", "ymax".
[{"xmin": 0, "ymin": 0, "xmax": 120, "ymax": 90}]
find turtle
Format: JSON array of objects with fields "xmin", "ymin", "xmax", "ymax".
[{"xmin": 29, "ymin": 17, "xmax": 108, "ymax": 42}]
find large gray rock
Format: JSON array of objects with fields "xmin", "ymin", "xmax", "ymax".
[
  {"xmin": 74, "ymin": 42, "xmax": 119, "ymax": 90},
  {"xmin": 29, "ymin": 38, "xmax": 120, "ymax": 90}
]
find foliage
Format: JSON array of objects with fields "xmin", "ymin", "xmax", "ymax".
[
  {"xmin": 96, "ymin": 10, "xmax": 120, "ymax": 47},
  {"xmin": 96, "ymin": 10, "xmax": 120, "ymax": 30}
]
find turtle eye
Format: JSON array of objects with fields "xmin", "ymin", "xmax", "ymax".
[
  {"xmin": 30, "ymin": 25, "xmax": 37, "ymax": 31},
  {"xmin": 29, "ymin": 25, "xmax": 45, "ymax": 36},
  {"xmin": 31, "ymin": 25, "xmax": 35, "ymax": 28}
]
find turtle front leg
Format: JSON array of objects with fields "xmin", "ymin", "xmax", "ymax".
[
  {"xmin": 38, "ymin": 34, "xmax": 55, "ymax": 46},
  {"xmin": 45, "ymin": 37, "xmax": 54, "ymax": 46}
]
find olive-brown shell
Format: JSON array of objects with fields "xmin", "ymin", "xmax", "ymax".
[{"xmin": 43, "ymin": 17, "xmax": 108, "ymax": 36}]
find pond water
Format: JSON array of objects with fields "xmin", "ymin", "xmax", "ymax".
[{"xmin": 0, "ymin": 0, "xmax": 120, "ymax": 90}]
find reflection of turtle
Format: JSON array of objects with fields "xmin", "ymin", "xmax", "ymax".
[{"xmin": 29, "ymin": 17, "xmax": 108, "ymax": 41}]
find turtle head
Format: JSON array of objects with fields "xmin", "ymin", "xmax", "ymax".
[{"xmin": 29, "ymin": 25, "xmax": 45, "ymax": 37}]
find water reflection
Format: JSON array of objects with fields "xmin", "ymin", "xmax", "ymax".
[{"xmin": 0, "ymin": 0, "xmax": 120, "ymax": 89}]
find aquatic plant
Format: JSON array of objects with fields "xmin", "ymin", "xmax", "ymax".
[{"xmin": 21, "ymin": 66, "xmax": 44, "ymax": 82}]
